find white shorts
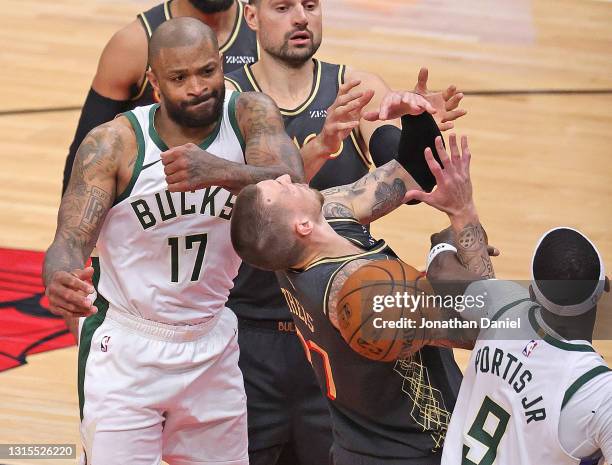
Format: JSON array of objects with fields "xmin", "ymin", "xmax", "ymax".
[{"xmin": 77, "ymin": 306, "xmax": 248, "ymax": 465}]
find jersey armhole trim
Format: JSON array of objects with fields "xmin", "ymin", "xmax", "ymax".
[
  {"xmin": 489, "ymin": 297, "xmax": 532, "ymax": 321},
  {"xmin": 114, "ymin": 111, "xmax": 145, "ymax": 206},
  {"xmin": 225, "ymin": 76, "xmax": 243, "ymax": 92},
  {"xmin": 562, "ymin": 365, "xmax": 611, "ymax": 409},
  {"xmin": 228, "ymin": 91, "xmax": 246, "ymax": 155}
]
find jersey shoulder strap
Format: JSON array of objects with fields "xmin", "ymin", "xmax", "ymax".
[
  {"xmin": 137, "ymin": 0, "xmax": 172, "ymax": 40},
  {"xmin": 562, "ymin": 365, "xmax": 611, "ymax": 409},
  {"xmin": 225, "ymin": 64, "xmax": 255, "ymax": 92}
]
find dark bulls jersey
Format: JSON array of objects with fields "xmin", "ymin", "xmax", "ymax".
[
  {"xmin": 226, "ymin": 59, "xmax": 373, "ymax": 320},
  {"xmin": 275, "ymin": 218, "xmax": 463, "ymax": 463},
  {"xmin": 130, "ymin": 0, "xmax": 258, "ymax": 107}
]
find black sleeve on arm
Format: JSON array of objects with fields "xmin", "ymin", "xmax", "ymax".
[
  {"xmin": 62, "ymin": 88, "xmax": 131, "ymax": 195},
  {"xmin": 368, "ymin": 125, "xmax": 401, "ymax": 167},
  {"xmin": 368, "ymin": 112, "xmax": 443, "ymax": 203}
]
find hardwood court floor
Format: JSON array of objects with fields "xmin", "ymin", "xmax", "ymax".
[{"xmin": 0, "ymin": 1, "xmax": 611, "ymax": 463}]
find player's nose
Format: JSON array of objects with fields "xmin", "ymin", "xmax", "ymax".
[{"xmin": 292, "ymin": 4, "xmax": 308, "ymax": 27}]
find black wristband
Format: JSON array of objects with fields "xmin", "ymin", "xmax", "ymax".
[{"xmin": 62, "ymin": 88, "xmax": 131, "ymax": 195}]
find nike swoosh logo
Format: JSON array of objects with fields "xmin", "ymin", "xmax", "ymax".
[{"xmin": 142, "ymin": 159, "xmax": 162, "ymax": 170}]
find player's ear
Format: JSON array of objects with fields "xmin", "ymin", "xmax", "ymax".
[
  {"xmin": 147, "ymin": 69, "xmax": 160, "ymax": 95},
  {"xmin": 295, "ymin": 219, "xmax": 314, "ymax": 238},
  {"xmin": 244, "ymin": 3, "xmax": 258, "ymax": 32}
]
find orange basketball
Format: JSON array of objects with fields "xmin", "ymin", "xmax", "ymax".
[{"xmin": 336, "ymin": 259, "xmax": 432, "ymax": 362}]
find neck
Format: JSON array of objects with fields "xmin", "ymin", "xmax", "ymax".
[
  {"xmin": 155, "ymin": 104, "xmax": 217, "ymax": 148},
  {"xmin": 250, "ymin": 51, "xmax": 315, "ymax": 104},
  {"xmin": 539, "ymin": 306, "xmax": 596, "ymax": 342},
  {"xmin": 175, "ymin": 0, "xmax": 237, "ymax": 38},
  {"xmin": 293, "ymin": 222, "xmax": 363, "ymax": 270}
]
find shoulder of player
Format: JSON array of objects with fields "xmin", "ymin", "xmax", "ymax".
[
  {"xmin": 344, "ymin": 66, "xmax": 390, "ymax": 92},
  {"xmin": 327, "ymin": 258, "xmax": 373, "ymax": 329},
  {"xmin": 224, "ymin": 77, "xmax": 240, "ymax": 91},
  {"xmin": 78, "ymin": 118, "xmax": 137, "ymax": 167},
  {"xmin": 234, "ymin": 91, "xmax": 283, "ymax": 132},
  {"xmin": 92, "ymin": 19, "xmax": 148, "ymax": 92}
]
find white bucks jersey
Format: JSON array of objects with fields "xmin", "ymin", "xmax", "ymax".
[
  {"xmin": 442, "ymin": 281, "xmax": 609, "ymax": 465},
  {"xmin": 93, "ymin": 92, "xmax": 245, "ymax": 324}
]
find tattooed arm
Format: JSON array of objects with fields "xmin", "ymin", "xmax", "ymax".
[
  {"xmin": 43, "ymin": 119, "xmax": 134, "ymax": 320},
  {"xmin": 320, "ymin": 159, "xmax": 421, "ymax": 224},
  {"xmin": 163, "ymin": 92, "xmax": 304, "ymax": 194}
]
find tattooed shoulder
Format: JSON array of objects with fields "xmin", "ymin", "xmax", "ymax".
[
  {"xmin": 323, "ymin": 201, "xmax": 354, "ymax": 219},
  {"xmin": 327, "ymin": 258, "xmax": 370, "ymax": 329}
]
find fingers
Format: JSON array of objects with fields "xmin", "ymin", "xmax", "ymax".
[
  {"xmin": 438, "ymin": 122, "xmax": 454, "ymax": 132},
  {"xmin": 442, "ymin": 84, "xmax": 457, "ymax": 101},
  {"xmin": 460, "ymin": 135, "xmax": 471, "ymax": 171},
  {"xmin": 330, "ymin": 79, "xmax": 362, "ymax": 111},
  {"xmin": 362, "ymin": 110, "xmax": 381, "ymax": 122},
  {"xmin": 414, "ymin": 67, "xmax": 429, "ymax": 94},
  {"xmin": 487, "ymin": 245, "xmax": 501, "ymax": 257},
  {"xmin": 434, "ymin": 136, "xmax": 451, "ymax": 170},
  {"xmin": 448, "ymin": 133, "xmax": 461, "ymax": 165},
  {"xmin": 441, "ymin": 108, "xmax": 468, "ymax": 123},
  {"xmin": 445, "ymin": 92, "xmax": 464, "ymax": 111},
  {"xmin": 424, "ymin": 147, "xmax": 444, "ymax": 183},
  {"xmin": 380, "ymin": 92, "xmax": 402, "ymax": 120},
  {"xmin": 160, "ymin": 146, "xmax": 181, "ymax": 166},
  {"xmin": 403, "ymin": 189, "xmax": 430, "ymax": 204},
  {"xmin": 332, "ymin": 90, "xmax": 365, "ymax": 111},
  {"xmin": 167, "ymin": 181, "xmax": 192, "ymax": 193}
]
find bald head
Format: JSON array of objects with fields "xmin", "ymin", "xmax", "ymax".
[{"xmin": 148, "ymin": 17, "xmax": 219, "ymax": 70}]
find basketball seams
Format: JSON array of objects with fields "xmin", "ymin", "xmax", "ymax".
[{"xmin": 338, "ymin": 259, "xmax": 425, "ymax": 361}]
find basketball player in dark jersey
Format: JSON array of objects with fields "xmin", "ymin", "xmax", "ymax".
[
  {"xmin": 61, "ymin": 0, "xmax": 258, "ymax": 195},
  {"xmin": 222, "ymin": 0, "xmax": 465, "ymax": 462},
  {"xmin": 229, "ymin": 132, "xmax": 492, "ymax": 465}
]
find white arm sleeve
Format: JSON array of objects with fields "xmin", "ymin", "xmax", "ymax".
[
  {"xmin": 461, "ymin": 280, "xmax": 530, "ymax": 322},
  {"xmin": 559, "ymin": 371, "xmax": 612, "ymax": 462}
]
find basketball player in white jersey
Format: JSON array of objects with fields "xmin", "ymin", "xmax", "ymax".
[
  {"xmin": 43, "ymin": 17, "xmax": 303, "ymax": 465},
  {"xmin": 406, "ymin": 143, "xmax": 612, "ymax": 464}
]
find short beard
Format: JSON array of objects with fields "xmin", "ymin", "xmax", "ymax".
[
  {"xmin": 164, "ymin": 87, "xmax": 226, "ymax": 128},
  {"xmin": 188, "ymin": 0, "xmax": 234, "ymax": 14},
  {"xmin": 265, "ymin": 28, "xmax": 322, "ymax": 68}
]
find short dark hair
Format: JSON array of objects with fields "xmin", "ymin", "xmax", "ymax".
[
  {"xmin": 231, "ymin": 185, "xmax": 304, "ymax": 271},
  {"xmin": 148, "ymin": 17, "xmax": 219, "ymax": 69},
  {"xmin": 533, "ymin": 228, "xmax": 601, "ymax": 305}
]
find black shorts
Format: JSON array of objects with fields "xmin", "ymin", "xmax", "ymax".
[
  {"xmin": 330, "ymin": 443, "xmax": 442, "ymax": 465},
  {"xmin": 237, "ymin": 317, "xmax": 333, "ymax": 465}
]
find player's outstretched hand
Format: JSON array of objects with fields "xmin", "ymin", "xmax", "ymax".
[
  {"xmin": 162, "ymin": 143, "xmax": 224, "ymax": 192},
  {"xmin": 413, "ymin": 67, "xmax": 467, "ymax": 131},
  {"xmin": 404, "ymin": 134, "xmax": 475, "ymax": 219},
  {"xmin": 319, "ymin": 79, "xmax": 374, "ymax": 156},
  {"xmin": 45, "ymin": 267, "xmax": 97, "ymax": 318},
  {"xmin": 362, "ymin": 89, "xmax": 436, "ymax": 121}
]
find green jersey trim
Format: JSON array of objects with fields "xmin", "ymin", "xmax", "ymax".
[
  {"xmin": 489, "ymin": 297, "xmax": 532, "ymax": 322},
  {"xmin": 148, "ymin": 104, "xmax": 222, "ymax": 152},
  {"xmin": 228, "ymin": 91, "xmax": 246, "ymax": 153},
  {"xmin": 528, "ymin": 306, "xmax": 596, "ymax": 352},
  {"xmin": 78, "ymin": 257, "xmax": 110, "ymax": 420},
  {"xmin": 114, "ymin": 111, "xmax": 146, "ymax": 205},
  {"xmin": 562, "ymin": 365, "xmax": 611, "ymax": 409}
]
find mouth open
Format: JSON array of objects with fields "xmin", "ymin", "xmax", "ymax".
[{"xmin": 289, "ymin": 30, "xmax": 311, "ymax": 44}]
